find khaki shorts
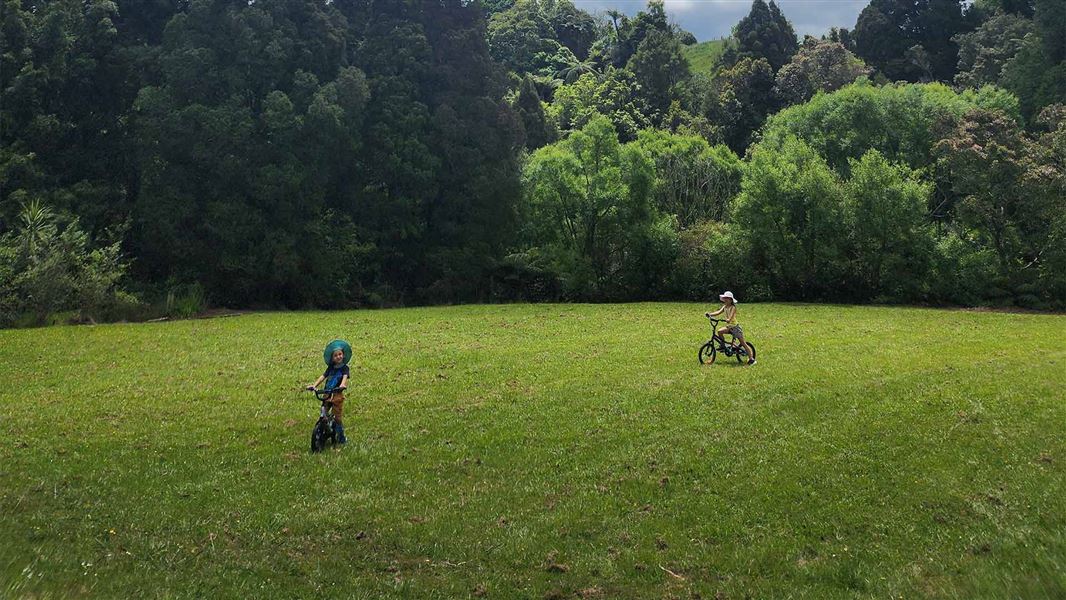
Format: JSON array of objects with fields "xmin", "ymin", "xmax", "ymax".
[
  {"xmin": 727, "ymin": 324, "xmax": 744, "ymax": 338},
  {"xmin": 327, "ymin": 391, "xmax": 345, "ymax": 422}
]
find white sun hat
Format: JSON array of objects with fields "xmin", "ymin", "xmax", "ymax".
[{"xmin": 719, "ymin": 291, "xmax": 738, "ymax": 303}]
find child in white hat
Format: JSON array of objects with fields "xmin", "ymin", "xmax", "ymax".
[{"xmin": 705, "ymin": 291, "xmax": 756, "ymax": 365}]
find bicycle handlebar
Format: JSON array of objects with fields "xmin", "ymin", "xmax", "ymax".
[{"xmin": 308, "ymin": 387, "xmax": 345, "ymax": 401}]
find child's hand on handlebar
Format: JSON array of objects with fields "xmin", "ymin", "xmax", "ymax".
[{"xmin": 305, "ymin": 385, "xmax": 315, "ymax": 391}]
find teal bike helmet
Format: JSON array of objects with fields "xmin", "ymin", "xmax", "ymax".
[{"xmin": 323, "ymin": 339, "xmax": 352, "ymax": 366}]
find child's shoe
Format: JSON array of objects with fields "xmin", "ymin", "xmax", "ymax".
[{"xmin": 333, "ymin": 422, "xmax": 347, "ymax": 445}]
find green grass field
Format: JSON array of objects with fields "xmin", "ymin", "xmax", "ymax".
[
  {"xmin": 2, "ymin": 303, "xmax": 1064, "ymax": 598},
  {"xmin": 682, "ymin": 39, "xmax": 728, "ymax": 74}
]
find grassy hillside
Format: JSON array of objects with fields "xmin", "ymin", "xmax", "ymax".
[
  {"xmin": 682, "ymin": 39, "xmax": 728, "ymax": 74},
  {"xmin": 1, "ymin": 303, "xmax": 1064, "ymax": 598}
]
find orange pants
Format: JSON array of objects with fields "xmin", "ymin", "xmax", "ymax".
[{"xmin": 328, "ymin": 391, "xmax": 345, "ymax": 422}]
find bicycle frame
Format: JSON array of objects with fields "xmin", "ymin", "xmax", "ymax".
[{"xmin": 707, "ymin": 318, "xmax": 743, "ymax": 353}]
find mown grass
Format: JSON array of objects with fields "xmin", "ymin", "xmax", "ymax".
[
  {"xmin": 1, "ymin": 303, "xmax": 1064, "ymax": 598},
  {"xmin": 682, "ymin": 39, "xmax": 728, "ymax": 74}
]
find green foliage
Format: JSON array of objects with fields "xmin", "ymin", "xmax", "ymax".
[
  {"xmin": 722, "ymin": 0, "xmax": 799, "ymax": 72},
  {"xmin": 843, "ymin": 151, "xmax": 935, "ymax": 300},
  {"xmin": 666, "ymin": 220, "xmax": 755, "ymax": 300},
  {"xmin": 627, "ymin": 29, "xmax": 690, "ymax": 121},
  {"xmin": 929, "ymin": 231, "xmax": 1004, "ymax": 304},
  {"xmin": 733, "ymin": 136, "xmax": 849, "ymax": 299},
  {"xmin": 514, "ymin": 75, "xmax": 557, "ymax": 150},
  {"xmin": 999, "ymin": 31, "xmax": 1066, "ymax": 120},
  {"xmin": 522, "ymin": 116, "xmax": 661, "ymax": 298},
  {"xmin": 935, "ymin": 107, "xmax": 1065, "ymax": 303},
  {"xmin": 775, "ymin": 38, "xmax": 870, "ymax": 105},
  {"xmin": 0, "ymin": 201, "xmax": 135, "ymax": 326},
  {"xmin": 698, "ymin": 57, "xmax": 777, "ymax": 152},
  {"xmin": 0, "ymin": 0, "xmax": 136, "ymax": 236},
  {"xmin": 633, "ymin": 130, "xmax": 743, "ymax": 227},
  {"xmin": 854, "ymin": 0, "xmax": 975, "ymax": 82},
  {"xmin": 486, "ymin": 0, "xmax": 597, "ymax": 76},
  {"xmin": 761, "ymin": 80, "xmax": 1016, "ymax": 175},
  {"xmin": 548, "ymin": 69, "xmax": 651, "ymax": 142},
  {"xmin": 953, "ymin": 13, "xmax": 1035, "ymax": 89},
  {"xmin": 605, "ymin": 0, "xmax": 672, "ymax": 68}
]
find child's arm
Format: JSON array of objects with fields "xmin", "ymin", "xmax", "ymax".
[
  {"xmin": 306, "ymin": 374, "xmax": 325, "ymax": 391},
  {"xmin": 705, "ymin": 305, "xmax": 725, "ymax": 317},
  {"xmin": 338, "ymin": 373, "xmax": 349, "ymax": 391}
]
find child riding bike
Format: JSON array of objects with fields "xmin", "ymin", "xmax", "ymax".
[
  {"xmin": 306, "ymin": 339, "xmax": 351, "ymax": 444},
  {"xmin": 705, "ymin": 291, "xmax": 756, "ymax": 366}
]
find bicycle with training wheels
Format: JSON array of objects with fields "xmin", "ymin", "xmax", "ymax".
[
  {"xmin": 698, "ymin": 317, "xmax": 756, "ymax": 365},
  {"xmin": 306, "ymin": 387, "xmax": 343, "ymax": 452}
]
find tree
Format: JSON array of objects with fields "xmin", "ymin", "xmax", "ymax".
[
  {"xmin": 416, "ymin": 0, "xmax": 525, "ymax": 301},
  {"xmin": 521, "ymin": 116, "xmax": 658, "ymax": 298},
  {"xmin": 843, "ymin": 150, "xmax": 934, "ymax": 300},
  {"xmin": 133, "ymin": 0, "xmax": 366, "ymax": 307},
  {"xmin": 487, "ymin": 0, "xmax": 555, "ymax": 74},
  {"xmin": 935, "ymin": 108, "xmax": 1062, "ymax": 283},
  {"xmin": 760, "ymin": 80, "xmax": 1020, "ymax": 176},
  {"xmin": 485, "ymin": 0, "xmax": 597, "ymax": 75},
  {"xmin": 853, "ymin": 0, "xmax": 974, "ymax": 82},
  {"xmin": 0, "ymin": 0, "xmax": 136, "ymax": 237},
  {"xmin": 827, "ymin": 27, "xmax": 855, "ymax": 52},
  {"xmin": 997, "ymin": 0, "xmax": 1066, "ymax": 120},
  {"xmin": 515, "ymin": 74, "xmax": 557, "ymax": 150},
  {"xmin": 953, "ymin": 13, "xmax": 1035, "ymax": 89},
  {"xmin": 732, "ymin": 136, "xmax": 849, "ymax": 299},
  {"xmin": 548, "ymin": 69, "xmax": 651, "ymax": 142},
  {"xmin": 609, "ymin": 0, "xmax": 671, "ymax": 67},
  {"xmin": 775, "ymin": 38, "xmax": 870, "ymax": 105},
  {"xmin": 633, "ymin": 130, "xmax": 743, "ymax": 227},
  {"xmin": 722, "ymin": 0, "xmax": 798, "ymax": 72},
  {"xmin": 699, "ymin": 57, "xmax": 776, "ymax": 152},
  {"xmin": 0, "ymin": 200, "xmax": 132, "ymax": 325},
  {"xmin": 627, "ymin": 29, "xmax": 691, "ymax": 122}
]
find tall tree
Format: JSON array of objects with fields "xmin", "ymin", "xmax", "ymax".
[
  {"xmin": 416, "ymin": 0, "xmax": 524, "ymax": 300},
  {"xmin": 853, "ymin": 0, "xmax": 974, "ymax": 82},
  {"xmin": 514, "ymin": 74, "xmax": 556, "ymax": 150},
  {"xmin": 627, "ymin": 29, "xmax": 691, "ymax": 123},
  {"xmin": 699, "ymin": 57, "xmax": 777, "ymax": 152},
  {"xmin": 522, "ymin": 116, "xmax": 657, "ymax": 298},
  {"xmin": 775, "ymin": 38, "xmax": 870, "ymax": 105},
  {"xmin": 722, "ymin": 0, "xmax": 799, "ymax": 72},
  {"xmin": 953, "ymin": 12, "xmax": 1035, "ymax": 89}
]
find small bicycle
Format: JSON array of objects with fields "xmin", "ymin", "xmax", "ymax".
[
  {"xmin": 306, "ymin": 387, "xmax": 343, "ymax": 452},
  {"xmin": 699, "ymin": 317, "xmax": 756, "ymax": 365}
]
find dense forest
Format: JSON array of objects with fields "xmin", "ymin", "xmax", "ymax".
[{"xmin": 1, "ymin": 0, "xmax": 1064, "ymax": 325}]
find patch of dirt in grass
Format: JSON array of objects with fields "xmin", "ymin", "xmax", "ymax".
[
  {"xmin": 795, "ymin": 546, "xmax": 820, "ymax": 567},
  {"xmin": 545, "ymin": 551, "xmax": 569, "ymax": 573},
  {"xmin": 577, "ymin": 586, "xmax": 603, "ymax": 598},
  {"xmin": 1036, "ymin": 452, "xmax": 1053, "ymax": 464}
]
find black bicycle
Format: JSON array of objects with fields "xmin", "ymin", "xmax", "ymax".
[
  {"xmin": 306, "ymin": 387, "xmax": 343, "ymax": 452},
  {"xmin": 699, "ymin": 317, "xmax": 756, "ymax": 365}
]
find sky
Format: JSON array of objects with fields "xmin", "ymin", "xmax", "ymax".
[{"xmin": 571, "ymin": 0, "xmax": 870, "ymax": 41}]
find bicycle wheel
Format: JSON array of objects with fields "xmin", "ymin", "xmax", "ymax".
[
  {"xmin": 310, "ymin": 419, "xmax": 331, "ymax": 453},
  {"xmin": 698, "ymin": 341, "xmax": 716, "ymax": 365},
  {"xmin": 735, "ymin": 342, "xmax": 757, "ymax": 363}
]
